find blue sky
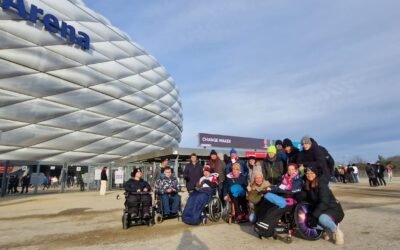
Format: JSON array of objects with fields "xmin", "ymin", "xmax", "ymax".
[{"xmin": 84, "ymin": 0, "xmax": 400, "ymax": 163}]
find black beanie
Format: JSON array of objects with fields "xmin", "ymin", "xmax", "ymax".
[
  {"xmin": 282, "ymin": 138, "xmax": 293, "ymax": 148},
  {"xmin": 210, "ymin": 149, "xmax": 217, "ymax": 156},
  {"xmin": 275, "ymin": 140, "xmax": 283, "ymax": 146},
  {"xmin": 304, "ymin": 162, "xmax": 320, "ymax": 176},
  {"xmin": 131, "ymin": 167, "xmax": 142, "ymax": 177}
]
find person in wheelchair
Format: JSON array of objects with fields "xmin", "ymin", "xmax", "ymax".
[
  {"xmin": 302, "ymin": 163, "xmax": 345, "ymax": 245},
  {"xmin": 124, "ymin": 168, "xmax": 152, "ymax": 218},
  {"xmin": 155, "ymin": 166, "xmax": 181, "ymax": 217},
  {"xmin": 224, "ymin": 163, "xmax": 248, "ymax": 221},
  {"xmin": 264, "ymin": 163, "xmax": 303, "ymax": 208},
  {"xmin": 182, "ymin": 165, "xmax": 219, "ymax": 225}
]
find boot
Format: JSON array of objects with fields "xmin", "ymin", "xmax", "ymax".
[
  {"xmin": 323, "ymin": 231, "xmax": 331, "ymax": 241},
  {"xmin": 334, "ymin": 225, "xmax": 344, "ymax": 245}
]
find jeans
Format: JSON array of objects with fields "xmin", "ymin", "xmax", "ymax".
[
  {"xmin": 388, "ymin": 172, "xmax": 393, "ymax": 182},
  {"xmin": 318, "ymin": 214, "xmax": 337, "ymax": 232},
  {"xmin": 161, "ymin": 193, "xmax": 180, "ymax": 215},
  {"xmin": 353, "ymin": 174, "xmax": 359, "ymax": 183}
]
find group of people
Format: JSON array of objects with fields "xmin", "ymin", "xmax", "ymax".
[
  {"xmin": 123, "ymin": 136, "xmax": 345, "ymax": 245},
  {"xmin": 335, "ymin": 164, "xmax": 360, "ymax": 183},
  {"xmin": 365, "ymin": 162, "xmax": 388, "ymax": 187},
  {"xmin": 7, "ymin": 174, "xmax": 31, "ymax": 194}
]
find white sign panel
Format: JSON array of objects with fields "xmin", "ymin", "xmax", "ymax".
[
  {"xmin": 114, "ymin": 170, "xmax": 124, "ymax": 184},
  {"xmin": 31, "ymin": 173, "xmax": 45, "ymax": 187},
  {"xmin": 76, "ymin": 167, "xmax": 81, "ymax": 172},
  {"xmin": 94, "ymin": 169, "xmax": 101, "ymax": 180}
]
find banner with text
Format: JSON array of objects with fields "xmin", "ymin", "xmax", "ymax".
[{"xmin": 199, "ymin": 133, "xmax": 276, "ymax": 150}]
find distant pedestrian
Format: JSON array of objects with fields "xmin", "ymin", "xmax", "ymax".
[
  {"xmin": 100, "ymin": 167, "xmax": 108, "ymax": 195},
  {"xmin": 20, "ymin": 174, "xmax": 30, "ymax": 194},
  {"xmin": 386, "ymin": 164, "xmax": 393, "ymax": 182},
  {"xmin": 366, "ymin": 163, "xmax": 378, "ymax": 187},
  {"xmin": 352, "ymin": 164, "xmax": 359, "ymax": 183},
  {"xmin": 376, "ymin": 162, "xmax": 386, "ymax": 186}
]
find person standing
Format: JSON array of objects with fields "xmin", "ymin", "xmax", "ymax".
[
  {"xmin": 20, "ymin": 174, "xmax": 30, "ymax": 194},
  {"xmin": 386, "ymin": 164, "xmax": 393, "ymax": 182},
  {"xmin": 297, "ymin": 136, "xmax": 331, "ymax": 181},
  {"xmin": 262, "ymin": 146, "xmax": 284, "ymax": 185},
  {"xmin": 275, "ymin": 140, "xmax": 288, "ymax": 173},
  {"xmin": 152, "ymin": 158, "xmax": 169, "ymax": 188},
  {"xmin": 226, "ymin": 149, "xmax": 249, "ymax": 176},
  {"xmin": 78, "ymin": 173, "xmax": 85, "ymax": 191},
  {"xmin": 282, "ymin": 138, "xmax": 300, "ymax": 164},
  {"xmin": 247, "ymin": 156, "xmax": 262, "ymax": 186},
  {"xmin": 100, "ymin": 167, "xmax": 108, "ymax": 195},
  {"xmin": 352, "ymin": 164, "xmax": 359, "ymax": 183},
  {"xmin": 366, "ymin": 163, "xmax": 377, "ymax": 186},
  {"xmin": 376, "ymin": 162, "xmax": 386, "ymax": 186},
  {"xmin": 183, "ymin": 153, "xmax": 203, "ymax": 193}
]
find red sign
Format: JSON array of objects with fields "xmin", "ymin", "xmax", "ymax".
[
  {"xmin": 245, "ymin": 152, "xmax": 267, "ymax": 159},
  {"xmin": 0, "ymin": 166, "xmax": 14, "ymax": 174}
]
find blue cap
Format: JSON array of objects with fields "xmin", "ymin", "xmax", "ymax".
[{"xmin": 230, "ymin": 148, "xmax": 237, "ymax": 155}]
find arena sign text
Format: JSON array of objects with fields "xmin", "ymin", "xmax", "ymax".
[{"xmin": 0, "ymin": 0, "xmax": 90, "ymax": 50}]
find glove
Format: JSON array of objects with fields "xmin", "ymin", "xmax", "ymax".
[{"xmin": 307, "ymin": 215, "xmax": 318, "ymax": 228}]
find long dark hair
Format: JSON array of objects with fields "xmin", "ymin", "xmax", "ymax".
[{"xmin": 305, "ymin": 176, "xmax": 318, "ymax": 191}]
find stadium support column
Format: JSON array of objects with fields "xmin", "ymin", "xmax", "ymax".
[
  {"xmin": 61, "ymin": 162, "xmax": 67, "ymax": 193},
  {"xmin": 1, "ymin": 160, "xmax": 10, "ymax": 197},
  {"xmin": 174, "ymin": 155, "xmax": 179, "ymax": 180},
  {"xmin": 34, "ymin": 162, "xmax": 40, "ymax": 194}
]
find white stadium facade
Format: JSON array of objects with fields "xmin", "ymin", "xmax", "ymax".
[{"xmin": 0, "ymin": 0, "xmax": 183, "ymax": 165}]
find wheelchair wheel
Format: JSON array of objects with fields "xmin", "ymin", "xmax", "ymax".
[
  {"xmin": 209, "ymin": 197, "xmax": 222, "ymax": 222},
  {"xmin": 154, "ymin": 213, "xmax": 163, "ymax": 224},
  {"xmin": 221, "ymin": 203, "xmax": 231, "ymax": 223},
  {"xmin": 122, "ymin": 212, "xmax": 130, "ymax": 229},
  {"xmin": 294, "ymin": 202, "xmax": 323, "ymax": 241}
]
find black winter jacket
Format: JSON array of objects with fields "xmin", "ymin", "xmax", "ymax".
[
  {"xmin": 297, "ymin": 139, "xmax": 330, "ymax": 179},
  {"xmin": 303, "ymin": 177, "xmax": 344, "ymax": 223},
  {"xmin": 124, "ymin": 178, "xmax": 151, "ymax": 193},
  {"xmin": 183, "ymin": 161, "xmax": 203, "ymax": 191}
]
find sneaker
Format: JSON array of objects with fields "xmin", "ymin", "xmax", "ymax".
[
  {"xmin": 334, "ymin": 226, "xmax": 344, "ymax": 245},
  {"xmin": 323, "ymin": 231, "xmax": 330, "ymax": 241},
  {"xmin": 143, "ymin": 213, "xmax": 150, "ymax": 218},
  {"xmin": 131, "ymin": 213, "xmax": 138, "ymax": 218}
]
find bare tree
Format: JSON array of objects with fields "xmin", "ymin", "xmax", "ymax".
[{"xmin": 349, "ymin": 155, "xmax": 366, "ymax": 164}]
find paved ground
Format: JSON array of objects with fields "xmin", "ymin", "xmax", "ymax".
[{"xmin": 0, "ymin": 178, "xmax": 399, "ymax": 250}]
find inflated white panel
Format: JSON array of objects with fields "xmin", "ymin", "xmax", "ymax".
[{"xmin": 0, "ymin": 0, "xmax": 182, "ymax": 163}]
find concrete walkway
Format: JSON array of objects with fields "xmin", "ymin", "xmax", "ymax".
[{"xmin": 0, "ymin": 178, "xmax": 399, "ymax": 249}]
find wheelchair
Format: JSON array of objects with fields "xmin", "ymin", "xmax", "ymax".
[
  {"xmin": 153, "ymin": 191, "xmax": 182, "ymax": 224},
  {"xmin": 201, "ymin": 195, "xmax": 223, "ymax": 224},
  {"xmin": 221, "ymin": 195, "xmax": 250, "ymax": 224},
  {"xmin": 120, "ymin": 191, "xmax": 154, "ymax": 229},
  {"xmin": 255, "ymin": 201, "xmax": 324, "ymax": 243}
]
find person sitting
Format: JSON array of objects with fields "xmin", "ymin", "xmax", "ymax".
[
  {"xmin": 302, "ymin": 163, "xmax": 345, "ymax": 245},
  {"xmin": 248, "ymin": 172, "xmax": 271, "ymax": 222},
  {"xmin": 196, "ymin": 165, "xmax": 218, "ymax": 193},
  {"xmin": 182, "ymin": 165, "xmax": 218, "ymax": 225},
  {"xmin": 124, "ymin": 168, "xmax": 152, "ymax": 218},
  {"xmin": 224, "ymin": 163, "xmax": 248, "ymax": 221},
  {"xmin": 155, "ymin": 167, "xmax": 181, "ymax": 217},
  {"xmin": 265, "ymin": 163, "xmax": 303, "ymax": 208}
]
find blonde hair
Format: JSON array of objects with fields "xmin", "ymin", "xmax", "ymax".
[
  {"xmin": 250, "ymin": 172, "xmax": 264, "ymax": 189},
  {"xmin": 232, "ymin": 163, "xmax": 241, "ymax": 171}
]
